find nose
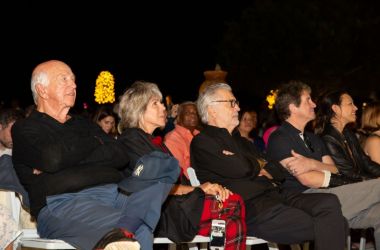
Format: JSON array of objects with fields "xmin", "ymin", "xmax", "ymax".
[
  {"xmin": 311, "ymin": 100, "xmax": 316, "ymax": 108},
  {"xmin": 69, "ymin": 79, "xmax": 77, "ymax": 89}
]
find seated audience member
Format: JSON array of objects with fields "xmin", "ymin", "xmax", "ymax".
[
  {"xmin": 314, "ymin": 90, "xmax": 380, "ymax": 179},
  {"xmin": 117, "ymin": 81, "xmax": 247, "ymax": 249},
  {"xmin": 266, "ymin": 81, "xmax": 380, "ymax": 249},
  {"xmin": 164, "ymin": 101, "xmax": 201, "ymax": 179},
  {"xmin": 92, "ymin": 104, "xmax": 119, "ymax": 138},
  {"xmin": 237, "ymin": 109, "xmax": 265, "ymax": 152},
  {"xmin": 0, "ymin": 108, "xmax": 37, "ymax": 232},
  {"xmin": 11, "ymin": 60, "xmax": 175, "ymax": 250},
  {"xmin": 0, "ymin": 108, "xmax": 24, "ymax": 157},
  {"xmin": 359, "ymin": 101, "xmax": 380, "ymax": 164},
  {"xmin": 191, "ymin": 82, "xmax": 347, "ymax": 250}
]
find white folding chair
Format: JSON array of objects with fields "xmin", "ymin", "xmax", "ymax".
[{"xmin": 9, "ymin": 191, "xmax": 75, "ymax": 249}]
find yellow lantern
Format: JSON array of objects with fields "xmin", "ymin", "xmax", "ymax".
[{"xmin": 94, "ymin": 71, "xmax": 115, "ymax": 104}]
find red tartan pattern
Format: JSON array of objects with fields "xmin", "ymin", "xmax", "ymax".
[{"xmin": 197, "ymin": 194, "xmax": 247, "ymax": 250}]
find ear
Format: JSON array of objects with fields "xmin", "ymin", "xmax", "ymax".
[
  {"xmin": 35, "ymin": 83, "xmax": 48, "ymax": 100},
  {"xmin": 207, "ymin": 105, "xmax": 217, "ymax": 120},
  {"xmin": 289, "ymin": 103, "xmax": 297, "ymax": 114},
  {"xmin": 331, "ymin": 104, "xmax": 340, "ymax": 115}
]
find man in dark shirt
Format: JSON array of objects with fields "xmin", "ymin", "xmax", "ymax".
[
  {"xmin": 266, "ymin": 80, "xmax": 380, "ymax": 248},
  {"xmin": 11, "ymin": 60, "xmax": 175, "ymax": 250},
  {"xmin": 191, "ymin": 82, "xmax": 347, "ymax": 250}
]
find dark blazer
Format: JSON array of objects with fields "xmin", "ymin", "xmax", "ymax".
[
  {"xmin": 321, "ymin": 124, "xmax": 380, "ymax": 179},
  {"xmin": 191, "ymin": 125, "xmax": 285, "ymax": 204}
]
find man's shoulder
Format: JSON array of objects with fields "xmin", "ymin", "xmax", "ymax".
[
  {"xmin": 12, "ymin": 115, "xmax": 37, "ymax": 132},
  {"xmin": 192, "ymin": 131, "xmax": 206, "ymax": 142},
  {"xmin": 268, "ymin": 125, "xmax": 290, "ymax": 141}
]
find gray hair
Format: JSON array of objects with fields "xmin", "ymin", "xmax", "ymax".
[
  {"xmin": 196, "ymin": 83, "xmax": 232, "ymax": 124},
  {"xmin": 177, "ymin": 101, "xmax": 196, "ymax": 117},
  {"xmin": 31, "ymin": 71, "xmax": 50, "ymax": 104},
  {"xmin": 117, "ymin": 81, "xmax": 162, "ymax": 133}
]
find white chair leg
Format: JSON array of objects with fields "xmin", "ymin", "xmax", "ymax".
[
  {"xmin": 359, "ymin": 236, "xmax": 366, "ymax": 250},
  {"xmin": 199, "ymin": 243, "xmax": 208, "ymax": 250},
  {"xmin": 168, "ymin": 243, "xmax": 177, "ymax": 250},
  {"xmin": 268, "ymin": 242, "xmax": 280, "ymax": 250},
  {"xmin": 347, "ymin": 235, "xmax": 352, "ymax": 250},
  {"xmin": 188, "ymin": 243, "xmax": 199, "ymax": 250}
]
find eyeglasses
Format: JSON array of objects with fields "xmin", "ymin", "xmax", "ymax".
[{"xmin": 211, "ymin": 99, "xmax": 239, "ymax": 108}]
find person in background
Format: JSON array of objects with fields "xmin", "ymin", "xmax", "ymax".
[
  {"xmin": 266, "ymin": 81, "xmax": 380, "ymax": 249},
  {"xmin": 11, "ymin": 60, "xmax": 174, "ymax": 250},
  {"xmin": 191, "ymin": 82, "xmax": 347, "ymax": 250},
  {"xmin": 260, "ymin": 109, "xmax": 281, "ymax": 149},
  {"xmin": 0, "ymin": 108, "xmax": 24, "ymax": 157},
  {"xmin": 117, "ymin": 81, "xmax": 247, "ymax": 249},
  {"xmin": 359, "ymin": 101, "xmax": 380, "ymax": 165},
  {"xmin": 164, "ymin": 101, "xmax": 201, "ymax": 179},
  {"xmin": 0, "ymin": 108, "xmax": 35, "ymax": 246},
  {"xmin": 92, "ymin": 104, "xmax": 119, "ymax": 138},
  {"xmin": 237, "ymin": 109, "xmax": 265, "ymax": 152}
]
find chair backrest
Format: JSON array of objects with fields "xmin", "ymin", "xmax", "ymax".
[{"xmin": 187, "ymin": 167, "xmax": 200, "ymax": 187}]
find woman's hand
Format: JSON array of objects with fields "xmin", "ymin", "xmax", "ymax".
[{"xmin": 199, "ymin": 182, "xmax": 232, "ymax": 202}]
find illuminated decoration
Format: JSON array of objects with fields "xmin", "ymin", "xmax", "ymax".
[
  {"xmin": 266, "ymin": 89, "xmax": 278, "ymax": 109},
  {"xmin": 94, "ymin": 71, "xmax": 115, "ymax": 104}
]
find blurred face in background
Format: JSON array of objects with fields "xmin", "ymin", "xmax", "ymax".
[
  {"xmin": 238, "ymin": 111, "xmax": 257, "ymax": 135},
  {"xmin": 0, "ymin": 121, "xmax": 15, "ymax": 149},
  {"xmin": 97, "ymin": 115, "xmax": 115, "ymax": 134},
  {"xmin": 177, "ymin": 104, "xmax": 199, "ymax": 131}
]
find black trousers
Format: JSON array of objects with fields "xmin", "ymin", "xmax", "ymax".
[{"xmin": 246, "ymin": 190, "xmax": 348, "ymax": 250}]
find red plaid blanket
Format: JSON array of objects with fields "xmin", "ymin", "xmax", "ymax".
[{"xmin": 198, "ymin": 193, "xmax": 246, "ymax": 250}]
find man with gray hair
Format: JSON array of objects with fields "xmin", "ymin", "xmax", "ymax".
[{"xmin": 191, "ymin": 82, "xmax": 347, "ymax": 250}]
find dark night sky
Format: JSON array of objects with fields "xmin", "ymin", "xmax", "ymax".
[
  {"xmin": 3, "ymin": 1, "xmax": 248, "ymax": 109},
  {"xmin": 4, "ymin": 1, "xmax": 380, "ymax": 111}
]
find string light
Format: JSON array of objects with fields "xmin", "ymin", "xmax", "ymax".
[{"xmin": 94, "ymin": 71, "xmax": 115, "ymax": 104}]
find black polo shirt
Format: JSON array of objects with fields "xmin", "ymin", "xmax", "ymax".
[{"xmin": 266, "ymin": 121, "xmax": 329, "ymax": 192}]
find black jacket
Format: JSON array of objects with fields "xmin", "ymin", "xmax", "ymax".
[
  {"xmin": 118, "ymin": 128, "xmax": 204, "ymax": 243},
  {"xmin": 191, "ymin": 125, "xmax": 286, "ymax": 215},
  {"xmin": 12, "ymin": 110, "xmax": 129, "ymax": 217},
  {"xmin": 321, "ymin": 124, "xmax": 380, "ymax": 179}
]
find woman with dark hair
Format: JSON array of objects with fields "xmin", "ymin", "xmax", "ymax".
[
  {"xmin": 92, "ymin": 105, "xmax": 119, "ymax": 138},
  {"xmin": 315, "ymin": 90, "xmax": 380, "ymax": 180},
  {"xmin": 117, "ymin": 81, "xmax": 246, "ymax": 249},
  {"xmin": 236, "ymin": 109, "xmax": 265, "ymax": 152}
]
